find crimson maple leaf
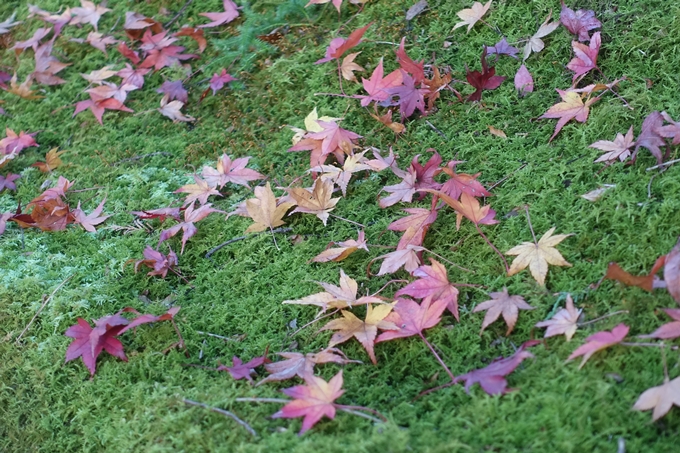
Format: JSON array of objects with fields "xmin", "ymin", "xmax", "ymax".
[
  {"xmin": 217, "ymin": 351, "xmax": 270, "ymax": 383},
  {"xmin": 272, "ymin": 371, "xmax": 345, "ymax": 435},
  {"xmin": 65, "ymin": 313, "xmax": 129, "ymax": 376},
  {"xmin": 466, "ymin": 47, "xmax": 505, "ymax": 102},
  {"xmin": 453, "ymin": 340, "xmax": 539, "ymax": 395},
  {"xmin": 158, "ymin": 202, "xmax": 221, "ymax": 253},
  {"xmin": 396, "ymin": 259, "xmax": 460, "ymax": 320},
  {"xmin": 356, "ymin": 59, "xmax": 403, "ymax": 107},
  {"xmin": 396, "ymin": 37, "xmax": 425, "ymax": 83},
  {"xmin": 133, "ymin": 246, "xmax": 179, "ymax": 278}
]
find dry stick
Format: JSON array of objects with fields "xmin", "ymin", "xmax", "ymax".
[
  {"xmin": 16, "ymin": 275, "xmax": 73, "ymax": 342},
  {"xmin": 661, "ymin": 343, "xmax": 669, "ymax": 382},
  {"xmin": 621, "ymin": 342, "xmax": 666, "ymax": 348},
  {"xmin": 577, "ymin": 310, "xmax": 629, "ymax": 327},
  {"xmin": 369, "ymin": 279, "xmax": 409, "ymax": 298},
  {"xmin": 183, "ymin": 399, "xmax": 257, "ymax": 437},
  {"xmin": 425, "ymin": 120, "xmax": 447, "ymax": 139},
  {"xmin": 414, "ymin": 380, "xmax": 457, "ymax": 400},
  {"xmin": 236, "ymin": 397, "xmax": 288, "ymax": 403},
  {"xmin": 475, "ymin": 224, "xmax": 509, "ymax": 273},
  {"xmin": 646, "ymin": 158, "xmax": 680, "ymax": 171},
  {"xmin": 329, "ymin": 213, "xmax": 365, "ymax": 228},
  {"xmin": 289, "ymin": 309, "xmax": 340, "ymax": 337},
  {"xmin": 418, "ymin": 332, "xmax": 455, "ymax": 381},
  {"xmin": 206, "ymin": 227, "xmax": 292, "ymax": 258},
  {"xmin": 165, "ymin": 0, "xmax": 194, "ymax": 29}
]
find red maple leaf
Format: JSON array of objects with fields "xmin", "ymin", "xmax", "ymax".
[
  {"xmin": 440, "ymin": 161, "xmax": 492, "ymax": 200},
  {"xmin": 217, "ymin": 350, "xmax": 270, "ymax": 383},
  {"xmin": 356, "ymin": 59, "xmax": 403, "ymax": 107},
  {"xmin": 272, "ymin": 371, "xmax": 345, "ymax": 435},
  {"xmin": 566, "ymin": 32, "xmax": 600, "ymax": 81},
  {"xmin": 466, "ymin": 47, "xmax": 505, "ymax": 102},
  {"xmin": 396, "ymin": 259, "xmax": 460, "ymax": 320},
  {"xmin": 316, "ymin": 23, "xmax": 372, "ymax": 64},
  {"xmin": 133, "ymin": 246, "xmax": 179, "ymax": 278},
  {"xmin": 65, "ymin": 313, "xmax": 129, "ymax": 376},
  {"xmin": 396, "ymin": 37, "xmax": 425, "ymax": 84},
  {"xmin": 453, "ymin": 340, "xmax": 539, "ymax": 395},
  {"xmin": 158, "ymin": 202, "xmax": 221, "ymax": 253}
]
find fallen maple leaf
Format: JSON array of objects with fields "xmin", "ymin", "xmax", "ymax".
[
  {"xmin": 158, "ymin": 96, "xmax": 195, "ymax": 122},
  {"xmin": 175, "ymin": 175, "xmax": 222, "ymax": 206},
  {"xmin": 3, "ymin": 73, "xmax": 44, "ymax": 100},
  {"xmin": 307, "ymin": 120, "xmax": 362, "ymax": 157},
  {"xmin": 633, "ymin": 376, "xmax": 680, "ymax": 421},
  {"xmin": 244, "ymin": 182, "xmax": 294, "ymax": 234},
  {"xmin": 139, "ymin": 30, "xmax": 196, "ymax": 71},
  {"xmin": 454, "ymin": 340, "xmax": 539, "ymax": 395},
  {"xmin": 118, "ymin": 42, "xmax": 141, "ymax": 64},
  {"xmin": 453, "ymin": 1, "xmax": 492, "ymax": 34},
  {"xmin": 319, "ymin": 304, "xmax": 397, "ymax": 364},
  {"xmin": 311, "ymin": 230, "xmax": 368, "ymax": 263},
  {"xmin": 283, "ymin": 269, "xmax": 382, "ymax": 311},
  {"xmin": 86, "ymin": 32, "xmax": 117, "ymax": 55},
  {"xmin": 389, "ymin": 206, "xmax": 438, "ymax": 249},
  {"xmin": 133, "ymin": 246, "xmax": 179, "ymax": 278},
  {"xmin": 311, "ymin": 151, "xmax": 373, "ymax": 196},
  {"xmin": 257, "ymin": 348, "xmax": 358, "ymax": 385},
  {"xmin": 207, "ymin": 69, "xmax": 236, "ymax": 95},
  {"xmin": 73, "ymin": 198, "xmax": 110, "ymax": 232},
  {"xmin": 370, "ymin": 109, "xmax": 406, "ymax": 134},
  {"xmin": 374, "ymin": 244, "xmax": 424, "ymax": 276},
  {"xmin": 591, "ymin": 126, "xmax": 635, "ymax": 163},
  {"xmin": 473, "ymin": 287, "xmax": 534, "ymax": 335},
  {"xmin": 340, "ymin": 52, "xmax": 364, "ymax": 82},
  {"xmin": 523, "ymin": 12, "xmax": 560, "ymax": 61},
  {"xmin": 567, "ymin": 323, "xmax": 629, "ymax": 369},
  {"xmin": 396, "ymin": 259, "xmax": 460, "ymax": 319},
  {"xmin": 0, "ymin": 12, "xmax": 21, "ymax": 35},
  {"xmin": 201, "ymin": 154, "xmax": 264, "ymax": 189},
  {"xmin": 567, "ymin": 32, "xmax": 600, "ymax": 81},
  {"xmin": 488, "ymin": 125, "xmax": 507, "ymax": 138},
  {"xmin": 514, "ymin": 64, "xmax": 533, "ymax": 96},
  {"xmin": 288, "ymin": 178, "xmax": 340, "ymax": 226},
  {"xmin": 10, "ymin": 27, "xmax": 51, "ymax": 54},
  {"xmin": 506, "ymin": 227, "xmax": 572, "ymax": 285},
  {"xmin": 430, "ymin": 191, "xmax": 498, "ymax": 231},
  {"xmin": 316, "ymin": 23, "xmax": 372, "ymax": 64},
  {"xmin": 65, "ymin": 314, "xmax": 128, "ymax": 376},
  {"xmin": 387, "ymin": 71, "xmax": 429, "ymax": 118},
  {"xmin": 70, "ymin": 0, "xmax": 111, "ymax": 31},
  {"xmin": 1, "ymin": 128, "xmax": 39, "ymax": 154},
  {"xmin": 32, "ymin": 148, "xmax": 66, "ymax": 172},
  {"xmin": 375, "ymin": 296, "xmax": 448, "ymax": 342},
  {"xmin": 272, "ymin": 371, "xmax": 345, "ymax": 435},
  {"xmin": 633, "ymin": 111, "xmax": 665, "ymax": 164},
  {"xmin": 158, "ymin": 202, "xmax": 220, "ymax": 253},
  {"xmin": 157, "ymin": 80, "xmax": 188, "ymax": 103},
  {"xmin": 131, "ymin": 207, "xmax": 182, "ymax": 223},
  {"xmin": 602, "ymin": 255, "xmax": 666, "ymax": 292},
  {"xmin": 560, "ymin": 3, "xmax": 601, "ymax": 42},
  {"xmin": 466, "ymin": 47, "xmax": 505, "ymax": 102},
  {"xmin": 199, "ymin": 0, "xmax": 240, "ymax": 28},
  {"xmin": 656, "ymin": 111, "xmax": 680, "ymax": 145},
  {"xmin": 639, "ymin": 309, "xmax": 680, "ymax": 340},
  {"xmin": 123, "ymin": 11, "xmax": 163, "ymax": 40},
  {"xmin": 32, "ymin": 38, "xmax": 70, "ymax": 85},
  {"xmin": 0, "ymin": 173, "xmax": 20, "ymax": 192},
  {"xmin": 82, "ymin": 66, "xmax": 118, "ymax": 85},
  {"xmin": 117, "ymin": 64, "xmax": 150, "ymax": 89},
  {"xmin": 665, "ymin": 239, "xmax": 680, "ymax": 303},
  {"xmin": 488, "ymin": 37, "xmax": 519, "ymax": 59},
  {"xmin": 424, "ymin": 66, "xmax": 452, "ymax": 110},
  {"xmin": 174, "ymin": 27, "xmax": 207, "ymax": 53},
  {"xmin": 396, "ymin": 37, "xmax": 425, "ymax": 84},
  {"xmin": 540, "ymin": 89, "xmax": 599, "ymax": 142},
  {"xmin": 440, "ymin": 161, "xmax": 492, "ymax": 200},
  {"xmin": 217, "ymin": 352, "xmax": 270, "ymax": 383},
  {"xmin": 535, "ymin": 294, "xmax": 581, "ymax": 341}
]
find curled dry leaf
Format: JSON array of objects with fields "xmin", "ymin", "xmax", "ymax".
[
  {"xmin": 31, "ymin": 148, "xmax": 65, "ymax": 173},
  {"xmin": 580, "ymin": 184, "xmax": 615, "ymax": 202},
  {"xmin": 523, "ymin": 12, "xmax": 560, "ymax": 61},
  {"xmin": 288, "ymin": 178, "xmax": 340, "ymax": 226},
  {"xmin": 244, "ymin": 182, "xmax": 294, "ymax": 233}
]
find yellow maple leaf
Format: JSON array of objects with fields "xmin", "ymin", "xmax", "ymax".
[
  {"xmin": 245, "ymin": 182, "xmax": 293, "ymax": 233},
  {"xmin": 289, "ymin": 178, "xmax": 340, "ymax": 225},
  {"xmin": 505, "ymin": 227, "xmax": 572, "ymax": 285}
]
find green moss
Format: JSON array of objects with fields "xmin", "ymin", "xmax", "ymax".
[{"xmin": 1, "ymin": 0, "xmax": 680, "ymax": 451}]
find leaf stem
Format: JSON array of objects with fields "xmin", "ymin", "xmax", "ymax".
[
  {"xmin": 329, "ymin": 213, "xmax": 365, "ymax": 228},
  {"xmin": 475, "ymin": 224, "xmax": 509, "ymax": 273},
  {"xmin": 418, "ymin": 332, "xmax": 455, "ymax": 381},
  {"xmin": 524, "ymin": 205, "xmax": 537, "ymax": 244},
  {"xmin": 621, "ymin": 342, "xmax": 665, "ymax": 348},
  {"xmin": 369, "ymin": 279, "xmax": 409, "ymax": 298},
  {"xmin": 421, "ymin": 247, "xmax": 474, "ymax": 273},
  {"xmin": 289, "ymin": 309, "xmax": 340, "ymax": 337},
  {"xmin": 336, "ymin": 404, "xmax": 388, "ymax": 422},
  {"xmin": 235, "ymin": 397, "xmax": 289, "ymax": 404}
]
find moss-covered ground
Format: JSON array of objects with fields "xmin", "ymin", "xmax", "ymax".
[{"xmin": 1, "ymin": 0, "xmax": 680, "ymax": 451}]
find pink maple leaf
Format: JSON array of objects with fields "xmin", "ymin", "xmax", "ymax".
[
  {"xmin": 73, "ymin": 198, "xmax": 110, "ymax": 232},
  {"xmin": 567, "ymin": 323, "xmax": 629, "ymax": 369},
  {"xmin": 200, "ymin": 154, "xmax": 265, "ymax": 189},
  {"xmin": 158, "ymin": 202, "xmax": 221, "ymax": 253},
  {"xmin": 356, "ymin": 59, "xmax": 403, "ymax": 107},
  {"xmin": 307, "ymin": 120, "xmax": 362, "ymax": 157},
  {"xmin": 566, "ymin": 32, "xmax": 600, "ymax": 82},
  {"xmin": 199, "ymin": 0, "xmax": 240, "ymax": 28}
]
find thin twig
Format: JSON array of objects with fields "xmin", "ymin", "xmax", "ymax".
[
  {"xmin": 338, "ymin": 408, "xmax": 384, "ymax": 423},
  {"xmin": 165, "ymin": 0, "xmax": 194, "ymax": 29},
  {"xmin": 475, "ymin": 225, "xmax": 509, "ymax": 273},
  {"xmin": 425, "ymin": 120, "xmax": 447, "ymax": 139},
  {"xmin": 488, "ymin": 162, "xmax": 528, "ymax": 191},
  {"xmin": 646, "ymin": 158, "xmax": 680, "ymax": 171},
  {"xmin": 662, "ymin": 343, "xmax": 669, "ymax": 382},
  {"xmin": 205, "ymin": 227, "xmax": 292, "ymax": 258},
  {"xmin": 16, "ymin": 275, "xmax": 73, "ymax": 342},
  {"xmin": 336, "ymin": 404, "xmax": 388, "ymax": 422},
  {"xmin": 115, "ymin": 152, "xmax": 172, "ymax": 165},
  {"xmin": 288, "ymin": 309, "xmax": 340, "ymax": 337},
  {"xmin": 621, "ymin": 342, "xmax": 665, "ymax": 348},
  {"xmin": 171, "ymin": 319, "xmax": 186, "ymax": 351},
  {"xmin": 369, "ymin": 279, "xmax": 409, "ymax": 298},
  {"xmin": 329, "ymin": 213, "xmax": 365, "ymax": 228},
  {"xmin": 422, "ymin": 247, "xmax": 474, "ymax": 273},
  {"xmin": 524, "ymin": 205, "xmax": 537, "ymax": 244},
  {"xmin": 196, "ymin": 330, "xmax": 244, "ymax": 341},
  {"xmin": 169, "ymin": 267, "xmax": 194, "ymax": 287},
  {"xmin": 414, "ymin": 380, "xmax": 457, "ymax": 400},
  {"xmin": 183, "ymin": 399, "xmax": 257, "ymax": 437},
  {"xmin": 235, "ymin": 397, "xmax": 289, "ymax": 403},
  {"xmin": 418, "ymin": 332, "xmax": 455, "ymax": 381},
  {"xmin": 577, "ymin": 310, "xmax": 628, "ymax": 327}
]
